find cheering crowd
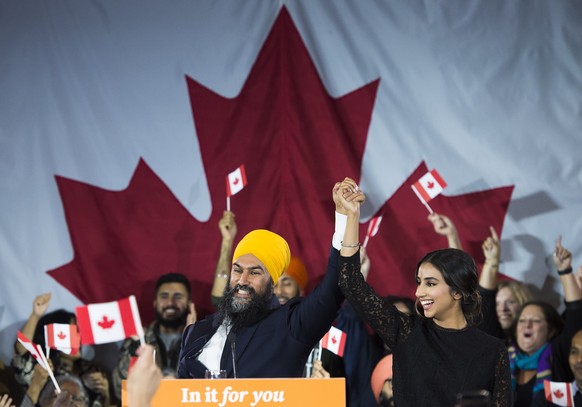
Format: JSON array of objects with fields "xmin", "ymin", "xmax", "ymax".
[{"xmin": 1, "ymin": 178, "xmax": 581, "ymax": 406}]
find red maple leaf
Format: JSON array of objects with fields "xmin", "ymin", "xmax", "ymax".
[
  {"xmin": 553, "ymin": 389, "xmax": 564, "ymax": 399},
  {"xmin": 363, "ymin": 162, "xmax": 513, "ymax": 298},
  {"xmin": 97, "ymin": 316, "xmax": 115, "ymax": 329},
  {"xmin": 331, "ymin": 336, "xmax": 337, "ymax": 344},
  {"xmin": 232, "ymin": 178, "xmax": 240, "ymax": 186},
  {"xmin": 57, "ymin": 332, "xmax": 66, "ymax": 340},
  {"xmin": 47, "ymin": 8, "xmax": 377, "ymax": 322},
  {"xmin": 426, "ymin": 181, "xmax": 435, "ymax": 189}
]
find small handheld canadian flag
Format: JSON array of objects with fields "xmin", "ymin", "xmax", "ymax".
[
  {"xmin": 226, "ymin": 164, "xmax": 248, "ymax": 211},
  {"xmin": 17, "ymin": 331, "xmax": 50, "ymax": 371},
  {"xmin": 320, "ymin": 326, "xmax": 347, "ymax": 357},
  {"xmin": 44, "ymin": 323, "xmax": 81, "ymax": 356},
  {"xmin": 17, "ymin": 331, "xmax": 61, "ymax": 393},
  {"xmin": 363, "ymin": 215, "xmax": 383, "ymax": 248},
  {"xmin": 411, "ymin": 169, "xmax": 447, "ymax": 213},
  {"xmin": 75, "ymin": 295, "xmax": 144, "ymax": 346},
  {"xmin": 544, "ymin": 380, "xmax": 574, "ymax": 407}
]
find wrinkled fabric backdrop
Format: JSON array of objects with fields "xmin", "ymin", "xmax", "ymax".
[{"xmin": 1, "ymin": 0, "xmax": 581, "ymax": 363}]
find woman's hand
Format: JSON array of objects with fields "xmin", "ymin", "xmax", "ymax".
[{"xmin": 553, "ymin": 236, "xmax": 572, "ymax": 272}]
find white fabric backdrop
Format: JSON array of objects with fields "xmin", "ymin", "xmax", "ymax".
[{"xmin": 1, "ymin": 0, "xmax": 581, "ymax": 362}]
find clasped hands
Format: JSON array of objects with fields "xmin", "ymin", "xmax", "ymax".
[{"xmin": 333, "ymin": 177, "xmax": 365, "ymax": 215}]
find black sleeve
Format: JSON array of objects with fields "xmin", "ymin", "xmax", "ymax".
[
  {"xmin": 338, "ymin": 249, "xmax": 414, "ymax": 351},
  {"xmin": 476, "ymin": 286, "xmax": 504, "ymax": 339}
]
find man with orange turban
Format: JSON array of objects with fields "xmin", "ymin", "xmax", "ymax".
[
  {"xmin": 274, "ymin": 256, "xmax": 309, "ymax": 305},
  {"xmin": 177, "ymin": 178, "xmax": 365, "ymax": 379}
]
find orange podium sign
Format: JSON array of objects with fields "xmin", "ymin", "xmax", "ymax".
[{"xmin": 121, "ymin": 378, "xmax": 345, "ymax": 407}]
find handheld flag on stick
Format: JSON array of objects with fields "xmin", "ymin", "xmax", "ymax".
[
  {"xmin": 17, "ymin": 331, "xmax": 61, "ymax": 393},
  {"xmin": 320, "ymin": 326, "xmax": 347, "ymax": 357},
  {"xmin": 544, "ymin": 381, "xmax": 574, "ymax": 407},
  {"xmin": 226, "ymin": 164, "xmax": 247, "ymax": 211},
  {"xmin": 411, "ymin": 169, "xmax": 447, "ymax": 213},
  {"xmin": 75, "ymin": 295, "xmax": 144, "ymax": 346},
  {"xmin": 44, "ymin": 323, "xmax": 80, "ymax": 357},
  {"xmin": 363, "ymin": 215, "xmax": 383, "ymax": 248}
]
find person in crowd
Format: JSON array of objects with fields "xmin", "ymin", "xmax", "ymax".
[
  {"xmin": 338, "ymin": 182, "xmax": 512, "ymax": 406},
  {"xmin": 112, "ymin": 273, "xmax": 194, "ymax": 401},
  {"xmin": 211, "ymin": 211, "xmax": 238, "ymax": 309},
  {"xmin": 509, "ymin": 237, "xmax": 582, "ymax": 407},
  {"xmin": 11, "ymin": 294, "xmax": 111, "ymax": 407},
  {"xmin": 531, "ymin": 328, "xmax": 582, "ymax": 406},
  {"xmin": 126, "ymin": 345, "xmax": 162, "ymax": 407},
  {"xmin": 428, "ymin": 212, "xmax": 534, "ymax": 343},
  {"xmin": 177, "ymin": 178, "xmax": 362, "ymax": 378},
  {"xmin": 274, "ymin": 256, "xmax": 309, "ymax": 305},
  {"xmin": 32, "ymin": 375, "xmax": 89, "ymax": 407},
  {"xmin": 370, "ymin": 354, "xmax": 393, "ymax": 407}
]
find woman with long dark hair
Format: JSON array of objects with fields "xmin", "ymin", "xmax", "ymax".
[{"xmin": 335, "ymin": 178, "xmax": 512, "ymax": 406}]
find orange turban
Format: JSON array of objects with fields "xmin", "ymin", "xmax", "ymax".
[
  {"xmin": 232, "ymin": 229, "xmax": 290, "ymax": 285},
  {"xmin": 370, "ymin": 354, "xmax": 393, "ymax": 403},
  {"xmin": 284, "ymin": 256, "xmax": 309, "ymax": 291}
]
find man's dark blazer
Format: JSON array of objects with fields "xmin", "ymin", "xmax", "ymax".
[{"xmin": 177, "ymin": 247, "xmax": 345, "ymax": 378}]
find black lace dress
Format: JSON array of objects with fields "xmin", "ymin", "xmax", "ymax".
[{"xmin": 338, "ymin": 251, "xmax": 512, "ymax": 407}]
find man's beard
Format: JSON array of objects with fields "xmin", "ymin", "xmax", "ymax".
[
  {"xmin": 154, "ymin": 306, "xmax": 188, "ymax": 330},
  {"xmin": 218, "ymin": 283, "xmax": 274, "ymax": 333}
]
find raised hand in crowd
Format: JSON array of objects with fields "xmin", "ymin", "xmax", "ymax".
[
  {"xmin": 333, "ymin": 177, "xmax": 365, "ymax": 258},
  {"xmin": 15, "ymin": 293, "xmax": 51, "ymax": 355},
  {"xmin": 553, "ymin": 236, "xmax": 582, "ymax": 301},
  {"xmin": 0, "ymin": 394, "xmax": 15, "ymax": 407},
  {"xmin": 127, "ymin": 345, "xmax": 162, "ymax": 407},
  {"xmin": 427, "ymin": 212, "xmax": 462, "ymax": 249},
  {"xmin": 211, "ymin": 210, "xmax": 238, "ymax": 307},
  {"xmin": 479, "ymin": 226, "xmax": 500, "ymax": 290}
]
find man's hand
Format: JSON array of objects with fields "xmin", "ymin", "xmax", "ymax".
[
  {"xmin": 427, "ymin": 213, "xmax": 455, "ymax": 237},
  {"xmin": 127, "ymin": 345, "xmax": 162, "ymax": 407},
  {"xmin": 186, "ymin": 302, "xmax": 197, "ymax": 327},
  {"xmin": 335, "ymin": 177, "xmax": 365, "ymax": 216},
  {"xmin": 553, "ymin": 235, "xmax": 572, "ymax": 272},
  {"xmin": 32, "ymin": 293, "xmax": 51, "ymax": 318},
  {"xmin": 218, "ymin": 211, "xmax": 237, "ymax": 241},
  {"xmin": 310, "ymin": 359, "xmax": 331, "ymax": 379},
  {"xmin": 482, "ymin": 226, "xmax": 500, "ymax": 265}
]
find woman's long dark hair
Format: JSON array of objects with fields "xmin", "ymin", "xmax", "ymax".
[{"xmin": 415, "ymin": 248, "xmax": 482, "ymax": 325}]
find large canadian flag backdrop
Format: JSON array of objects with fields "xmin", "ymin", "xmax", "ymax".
[{"xmin": 1, "ymin": 1, "xmax": 581, "ymax": 362}]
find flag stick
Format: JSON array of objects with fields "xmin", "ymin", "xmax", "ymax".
[
  {"xmin": 37, "ymin": 346, "xmax": 61, "ymax": 394},
  {"xmin": 226, "ymin": 196, "xmax": 231, "ymax": 212},
  {"xmin": 315, "ymin": 340, "xmax": 322, "ymax": 361},
  {"xmin": 411, "ymin": 185, "xmax": 433, "ymax": 214},
  {"xmin": 44, "ymin": 325, "xmax": 51, "ymax": 359},
  {"xmin": 363, "ymin": 235, "xmax": 370, "ymax": 248}
]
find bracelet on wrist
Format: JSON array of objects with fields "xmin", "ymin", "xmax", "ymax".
[
  {"xmin": 557, "ymin": 266, "xmax": 573, "ymax": 276},
  {"xmin": 340, "ymin": 241, "xmax": 360, "ymax": 248}
]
